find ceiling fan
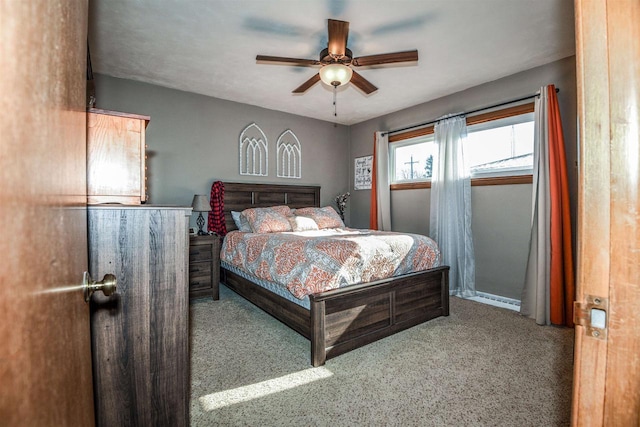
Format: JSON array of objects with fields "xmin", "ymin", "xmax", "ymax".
[{"xmin": 256, "ymin": 19, "xmax": 418, "ymax": 95}]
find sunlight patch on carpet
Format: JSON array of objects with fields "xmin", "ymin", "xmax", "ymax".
[{"xmin": 199, "ymin": 367, "xmax": 334, "ymax": 411}]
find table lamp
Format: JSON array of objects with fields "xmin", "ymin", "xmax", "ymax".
[{"xmin": 191, "ymin": 195, "xmax": 212, "ymax": 235}]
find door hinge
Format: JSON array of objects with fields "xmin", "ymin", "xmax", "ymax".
[{"xmin": 574, "ymin": 295, "xmax": 608, "ymax": 340}]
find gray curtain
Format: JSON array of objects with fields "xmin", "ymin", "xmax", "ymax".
[{"xmin": 521, "ymin": 86, "xmax": 551, "ymax": 325}]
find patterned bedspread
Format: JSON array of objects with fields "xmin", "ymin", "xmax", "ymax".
[{"xmin": 221, "ymin": 228, "xmax": 441, "ymax": 299}]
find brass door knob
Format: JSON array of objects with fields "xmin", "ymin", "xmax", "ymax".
[{"xmin": 83, "ymin": 271, "xmax": 117, "ymax": 302}]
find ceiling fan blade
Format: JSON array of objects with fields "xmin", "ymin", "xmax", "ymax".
[
  {"xmin": 352, "ymin": 50, "xmax": 419, "ymax": 67},
  {"xmin": 292, "ymin": 73, "xmax": 321, "ymax": 93},
  {"xmin": 327, "ymin": 19, "xmax": 349, "ymax": 57},
  {"xmin": 256, "ymin": 55, "xmax": 320, "ymax": 66},
  {"xmin": 350, "ymin": 70, "xmax": 378, "ymax": 94}
]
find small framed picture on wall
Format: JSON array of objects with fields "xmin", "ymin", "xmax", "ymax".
[{"xmin": 354, "ymin": 155, "xmax": 373, "ymax": 190}]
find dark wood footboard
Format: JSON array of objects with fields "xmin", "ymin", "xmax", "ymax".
[
  {"xmin": 309, "ymin": 266, "xmax": 449, "ymax": 366},
  {"xmin": 221, "ymin": 265, "xmax": 449, "ymax": 367}
]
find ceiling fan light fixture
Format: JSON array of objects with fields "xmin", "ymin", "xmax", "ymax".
[{"xmin": 319, "ymin": 63, "xmax": 353, "ymax": 87}]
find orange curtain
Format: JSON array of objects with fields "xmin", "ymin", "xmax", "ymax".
[
  {"xmin": 547, "ymin": 85, "xmax": 575, "ymax": 326},
  {"xmin": 369, "ymin": 134, "xmax": 378, "ymax": 229}
]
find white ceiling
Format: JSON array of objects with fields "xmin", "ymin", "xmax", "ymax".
[{"xmin": 88, "ymin": 0, "xmax": 575, "ymax": 125}]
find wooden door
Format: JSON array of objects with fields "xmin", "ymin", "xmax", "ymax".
[
  {"xmin": 0, "ymin": 1, "xmax": 94, "ymax": 426},
  {"xmin": 573, "ymin": 0, "xmax": 640, "ymax": 425}
]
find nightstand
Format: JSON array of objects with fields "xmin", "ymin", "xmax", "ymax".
[{"xmin": 188, "ymin": 234, "xmax": 220, "ymax": 300}]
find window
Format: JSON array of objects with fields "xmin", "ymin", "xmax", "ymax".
[
  {"xmin": 389, "ymin": 103, "xmax": 534, "ymax": 188},
  {"xmin": 391, "ymin": 135, "xmax": 435, "ymax": 182},
  {"xmin": 465, "ymin": 112, "xmax": 534, "ymax": 177}
]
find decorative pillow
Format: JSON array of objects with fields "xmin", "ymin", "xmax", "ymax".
[
  {"xmin": 295, "ymin": 206, "xmax": 345, "ymax": 229},
  {"xmin": 268, "ymin": 205, "xmax": 293, "ymax": 217},
  {"xmin": 288, "ymin": 215, "xmax": 319, "ymax": 232},
  {"xmin": 231, "ymin": 211, "xmax": 252, "ymax": 232},
  {"xmin": 241, "ymin": 206, "xmax": 293, "ymax": 233}
]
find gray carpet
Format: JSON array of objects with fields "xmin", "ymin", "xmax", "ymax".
[{"xmin": 189, "ymin": 285, "xmax": 574, "ymax": 426}]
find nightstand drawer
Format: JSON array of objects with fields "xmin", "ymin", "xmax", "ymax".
[
  {"xmin": 189, "ymin": 244, "xmax": 213, "ymax": 261},
  {"xmin": 189, "ymin": 276, "xmax": 212, "ymax": 289},
  {"xmin": 190, "ymin": 261, "xmax": 211, "ymax": 276}
]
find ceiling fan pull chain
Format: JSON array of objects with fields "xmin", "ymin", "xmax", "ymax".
[{"xmin": 333, "ymin": 86, "xmax": 337, "ymax": 117}]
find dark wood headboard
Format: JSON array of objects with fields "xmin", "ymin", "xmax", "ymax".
[{"xmin": 222, "ymin": 182, "xmax": 321, "ymax": 232}]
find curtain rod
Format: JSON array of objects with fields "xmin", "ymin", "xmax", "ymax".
[{"xmin": 383, "ymin": 87, "xmax": 560, "ymax": 137}]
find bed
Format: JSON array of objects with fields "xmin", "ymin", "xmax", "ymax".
[{"xmin": 219, "ymin": 182, "xmax": 450, "ymax": 366}]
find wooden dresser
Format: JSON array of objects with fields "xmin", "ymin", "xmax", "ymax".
[
  {"xmin": 189, "ymin": 234, "xmax": 221, "ymax": 300},
  {"xmin": 88, "ymin": 205, "xmax": 191, "ymax": 427},
  {"xmin": 87, "ymin": 108, "xmax": 150, "ymax": 205}
]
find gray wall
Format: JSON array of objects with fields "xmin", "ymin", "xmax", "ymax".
[
  {"xmin": 93, "ymin": 74, "xmax": 351, "ymax": 229},
  {"xmin": 94, "ymin": 56, "xmax": 577, "ymax": 300},
  {"xmin": 349, "ymin": 56, "xmax": 577, "ymax": 299}
]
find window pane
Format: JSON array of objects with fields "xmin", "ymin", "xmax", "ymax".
[
  {"xmin": 465, "ymin": 117, "xmax": 534, "ymax": 175},
  {"xmin": 392, "ymin": 139, "xmax": 435, "ymax": 182}
]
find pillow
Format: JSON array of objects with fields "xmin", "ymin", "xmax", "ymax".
[
  {"xmin": 288, "ymin": 215, "xmax": 319, "ymax": 232},
  {"xmin": 231, "ymin": 211, "xmax": 252, "ymax": 232},
  {"xmin": 268, "ymin": 205, "xmax": 293, "ymax": 217},
  {"xmin": 241, "ymin": 206, "xmax": 293, "ymax": 233},
  {"xmin": 295, "ymin": 206, "xmax": 345, "ymax": 229}
]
